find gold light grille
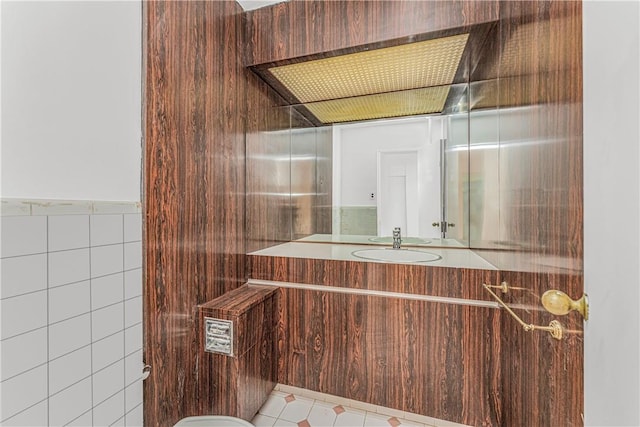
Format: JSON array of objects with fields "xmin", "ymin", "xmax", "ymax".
[
  {"xmin": 266, "ymin": 33, "xmax": 469, "ymax": 123},
  {"xmin": 302, "ymin": 85, "xmax": 451, "ymax": 123}
]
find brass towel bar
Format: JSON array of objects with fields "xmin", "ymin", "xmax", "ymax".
[{"xmin": 482, "ymin": 283, "xmax": 564, "ymax": 340}]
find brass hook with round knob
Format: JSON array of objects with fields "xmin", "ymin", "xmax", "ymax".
[{"xmin": 541, "ymin": 290, "xmax": 589, "ymax": 321}]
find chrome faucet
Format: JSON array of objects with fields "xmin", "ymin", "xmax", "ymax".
[{"xmin": 392, "ymin": 227, "xmax": 402, "ymax": 249}]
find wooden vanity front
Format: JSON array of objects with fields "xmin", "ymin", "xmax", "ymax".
[{"xmin": 248, "ymin": 252, "xmax": 583, "ymax": 426}]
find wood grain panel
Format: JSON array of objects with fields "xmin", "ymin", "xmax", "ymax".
[
  {"xmin": 498, "ymin": 270, "xmax": 583, "ymax": 426},
  {"xmin": 144, "ymin": 2, "xmax": 584, "ymax": 426},
  {"xmin": 144, "ymin": 1, "xmax": 247, "ymax": 425},
  {"xmin": 467, "ymin": 3, "xmax": 584, "ymax": 422},
  {"xmin": 245, "ymin": 0, "xmax": 499, "ymax": 66},
  {"xmin": 249, "ymin": 255, "xmax": 499, "ymax": 300},
  {"xmin": 472, "ymin": 0, "xmax": 583, "ymax": 271},
  {"xmin": 277, "ymin": 287, "xmax": 502, "ymax": 426},
  {"xmin": 485, "ymin": 4, "xmax": 585, "ymax": 422}
]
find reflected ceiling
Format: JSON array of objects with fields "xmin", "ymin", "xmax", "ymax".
[{"xmin": 264, "ymin": 33, "xmax": 469, "ymax": 123}]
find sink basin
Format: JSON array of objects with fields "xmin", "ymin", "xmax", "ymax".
[
  {"xmin": 368, "ymin": 236, "xmax": 431, "ymax": 245},
  {"xmin": 351, "ymin": 248, "xmax": 441, "ymax": 263}
]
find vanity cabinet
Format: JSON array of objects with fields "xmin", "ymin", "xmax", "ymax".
[{"xmin": 248, "ymin": 253, "xmax": 583, "ymax": 427}]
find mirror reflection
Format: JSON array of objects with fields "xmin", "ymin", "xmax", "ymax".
[
  {"xmin": 248, "ymin": 31, "xmax": 480, "ymax": 249},
  {"xmin": 314, "ymin": 110, "xmax": 468, "ymax": 247},
  {"xmin": 288, "ymin": 84, "xmax": 470, "ymax": 248}
]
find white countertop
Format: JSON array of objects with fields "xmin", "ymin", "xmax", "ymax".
[{"xmin": 249, "ymin": 242, "xmax": 497, "ymax": 270}]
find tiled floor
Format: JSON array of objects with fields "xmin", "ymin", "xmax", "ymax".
[{"xmin": 252, "ymin": 387, "xmax": 468, "ymax": 427}]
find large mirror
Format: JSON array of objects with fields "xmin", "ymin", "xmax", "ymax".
[
  {"xmin": 292, "ymin": 91, "xmax": 469, "ymax": 248},
  {"xmin": 271, "ymin": 82, "xmax": 471, "ymax": 248},
  {"xmin": 248, "ymin": 29, "xmax": 490, "ymax": 249}
]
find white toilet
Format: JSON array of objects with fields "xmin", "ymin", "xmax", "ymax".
[{"xmin": 174, "ymin": 416, "xmax": 255, "ymax": 427}]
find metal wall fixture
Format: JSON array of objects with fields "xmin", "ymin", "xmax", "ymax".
[
  {"xmin": 142, "ymin": 364, "xmax": 151, "ymax": 380},
  {"xmin": 541, "ymin": 289, "xmax": 589, "ymax": 320},
  {"xmin": 204, "ymin": 317, "xmax": 234, "ymax": 356},
  {"xmin": 483, "ymin": 282, "xmax": 565, "ymax": 340}
]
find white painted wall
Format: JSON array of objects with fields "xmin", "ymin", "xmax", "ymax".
[
  {"xmin": 583, "ymin": 1, "xmax": 640, "ymax": 425},
  {"xmin": 0, "ymin": 2, "xmax": 143, "ymax": 425},
  {"xmin": 1, "ymin": 1, "xmax": 142, "ymax": 201}
]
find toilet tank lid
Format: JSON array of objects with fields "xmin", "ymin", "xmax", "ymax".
[{"xmin": 174, "ymin": 416, "xmax": 255, "ymax": 427}]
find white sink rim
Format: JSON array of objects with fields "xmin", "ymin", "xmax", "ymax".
[{"xmin": 351, "ymin": 248, "xmax": 442, "ymax": 263}]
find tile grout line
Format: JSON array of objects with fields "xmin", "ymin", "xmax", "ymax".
[
  {"xmin": 89, "ymin": 214, "xmax": 95, "ymax": 426},
  {"xmin": 46, "ymin": 215, "xmax": 50, "ymax": 427},
  {"xmin": 0, "ymin": 399, "xmax": 48, "ymax": 425},
  {"xmin": 122, "ymin": 214, "xmax": 127, "ymax": 425}
]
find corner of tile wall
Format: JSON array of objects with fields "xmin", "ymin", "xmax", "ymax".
[{"xmin": 0, "ymin": 198, "xmax": 143, "ymax": 427}]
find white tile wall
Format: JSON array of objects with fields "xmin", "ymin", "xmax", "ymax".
[
  {"xmin": 94, "ymin": 360, "xmax": 126, "ymax": 405},
  {"xmin": 91, "ymin": 273, "xmax": 124, "ymax": 310},
  {"xmin": 90, "ymin": 215, "xmax": 124, "ymax": 247},
  {"xmin": 0, "ymin": 328, "xmax": 47, "ymax": 381},
  {"xmin": 91, "ymin": 244, "xmax": 124, "ymax": 278},
  {"xmin": 48, "ymin": 313, "xmax": 92, "ymax": 359},
  {"xmin": 1, "ymin": 253, "xmax": 47, "ymax": 299},
  {"xmin": 49, "ymin": 377, "xmax": 93, "ymax": 426},
  {"xmin": 1, "ymin": 290, "xmax": 48, "ymax": 339},
  {"xmin": 0, "ymin": 364, "xmax": 48, "ymax": 421},
  {"xmin": 0, "ymin": 216, "xmax": 47, "ymax": 258},
  {"xmin": 66, "ymin": 410, "xmax": 93, "ymax": 427},
  {"xmin": 93, "ymin": 331, "xmax": 125, "ymax": 373},
  {"xmin": 93, "ymin": 303, "xmax": 125, "ymax": 342},
  {"xmin": 93, "ymin": 390, "xmax": 125, "ymax": 426},
  {"xmin": 0, "ymin": 400, "xmax": 48, "ymax": 427},
  {"xmin": 124, "ymin": 268, "xmax": 142, "ymax": 300},
  {"xmin": 48, "ymin": 280, "xmax": 91, "ymax": 323},
  {"xmin": 48, "ymin": 248, "xmax": 91, "ymax": 288},
  {"xmin": 48, "ymin": 215, "xmax": 90, "ymax": 252},
  {"xmin": 0, "ymin": 203, "xmax": 143, "ymax": 426},
  {"xmin": 49, "ymin": 346, "xmax": 92, "ymax": 395}
]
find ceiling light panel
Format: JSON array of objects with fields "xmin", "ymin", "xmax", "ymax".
[
  {"xmin": 268, "ymin": 33, "xmax": 469, "ymax": 104},
  {"xmin": 301, "ymin": 86, "xmax": 451, "ymax": 124}
]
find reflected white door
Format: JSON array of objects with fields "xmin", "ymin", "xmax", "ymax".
[{"xmin": 376, "ymin": 150, "xmax": 419, "ymax": 236}]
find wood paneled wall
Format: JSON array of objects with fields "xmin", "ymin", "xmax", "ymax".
[
  {"xmin": 144, "ymin": 2, "xmax": 247, "ymax": 426},
  {"xmin": 249, "ymin": 256, "xmax": 502, "ymax": 426},
  {"xmin": 143, "ymin": 1, "xmax": 584, "ymax": 426},
  {"xmin": 498, "ymin": 270, "xmax": 584, "ymax": 426},
  {"xmin": 278, "ymin": 288, "xmax": 502, "ymax": 427},
  {"xmin": 250, "ymin": 254, "xmax": 584, "ymax": 426},
  {"xmin": 245, "ymin": 0, "xmax": 499, "ymax": 66},
  {"xmin": 472, "ymin": 3, "xmax": 585, "ymax": 423},
  {"xmin": 249, "ymin": 255, "xmax": 499, "ymax": 301},
  {"xmin": 471, "ymin": 0, "xmax": 583, "ymax": 272},
  {"xmin": 500, "ymin": 0, "xmax": 583, "ymax": 262},
  {"xmin": 246, "ymin": 0, "xmax": 583, "ymax": 425}
]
